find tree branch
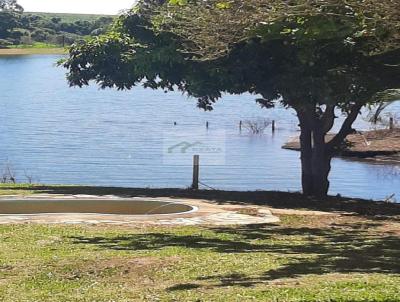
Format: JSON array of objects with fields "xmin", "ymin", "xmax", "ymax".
[
  {"xmin": 327, "ymin": 103, "xmax": 363, "ymax": 151},
  {"xmin": 321, "ymin": 105, "xmax": 336, "ymax": 134}
]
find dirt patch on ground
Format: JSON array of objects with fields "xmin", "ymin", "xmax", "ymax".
[
  {"xmin": 277, "ymin": 212, "xmax": 400, "ymax": 236},
  {"xmin": 60, "ymin": 256, "xmax": 180, "ymax": 284}
]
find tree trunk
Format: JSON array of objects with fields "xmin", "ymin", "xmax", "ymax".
[
  {"xmin": 310, "ymin": 129, "xmax": 332, "ymax": 197},
  {"xmin": 299, "ymin": 119, "xmax": 313, "ymax": 196},
  {"xmin": 297, "ymin": 110, "xmax": 332, "ymax": 197},
  {"xmin": 296, "ymin": 103, "xmax": 362, "ymax": 197}
]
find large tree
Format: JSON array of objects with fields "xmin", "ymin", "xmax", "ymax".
[
  {"xmin": 63, "ymin": 0, "xmax": 400, "ymax": 197},
  {"xmin": 0, "ymin": 0, "xmax": 22, "ymax": 11}
]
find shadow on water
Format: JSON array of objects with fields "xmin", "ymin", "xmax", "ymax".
[
  {"xmin": 69, "ymin": 222, "xmax": 400, "ymax": 289},
  {"xmin": 2, "ymin": 185, "xmax": 400, "ymax": 220}
]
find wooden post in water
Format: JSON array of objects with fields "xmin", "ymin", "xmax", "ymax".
[
  {"xmin": 192, "ymin": 155, "xmax": 200, "ymax": 190},
  {"xmin": 272, "ymin": 120, "xmax": 276, "ymax": 132},
  {"xmin": 389, "ymin": 117, "xmax": 394, "ymax": 130},
  {"xmin": 206, "ymin": 121, "xmax": 209, "ymax": 129},
  {"xmin": 239, "ymin": 120, "xmax": 242, "ymax": 132}
]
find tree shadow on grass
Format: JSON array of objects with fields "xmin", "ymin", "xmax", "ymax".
[
  {"xmin": 69, "ymin": 223, "xmax": 400, "ymax": 289},
  {"xmin": 201, "ymin": 224, "xmax": 400, "ymax": 287}
]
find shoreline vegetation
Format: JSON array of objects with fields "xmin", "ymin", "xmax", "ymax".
[
  {"xmin": 0, "ymin": 47, "xmax": 66, "ymax": 55},
  {"xmin": 1, "ymin": 10, "xmax": 114, "ymax": 51},
  {"xmin": 283, "ymin": 128, "xmax": 400, "ymax": 163}
]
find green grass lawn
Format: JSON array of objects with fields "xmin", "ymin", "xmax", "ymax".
[
  {"xmin": 0, "ymin": 184, "xmax": 400, "ymax": 301},
  {"xmin": 12, "ymin": 42, "xmax": 60, "ymax": 49},
  {"xmin": 1, "ymin": 216, "xmax": 399, "ymax": 301},
  {"xmin": 0, "ymin": 184, "xmax": 45, "ymax": 196}
]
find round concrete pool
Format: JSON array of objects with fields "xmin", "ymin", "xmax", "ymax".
[{"xmin": 0, "ymin": 199, "xmax": 196, "ymax": 215}]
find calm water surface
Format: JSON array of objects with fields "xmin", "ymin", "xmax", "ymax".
[{"xmin": 0, "ymin": 55, "xmax": 399, "ymax": 200}]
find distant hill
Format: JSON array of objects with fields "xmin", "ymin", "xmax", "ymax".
[
  {"xmin": 1, "ymin": 10, "xmax": 115, "ymax": 48},
  {"xmin": 26, "ymin": 12, "xmax": 116, "ymax": 23}
]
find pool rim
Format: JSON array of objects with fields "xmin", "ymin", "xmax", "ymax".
[{"xmin": 0, "ymin": 198, "xmax": 199, "ymax": 217}]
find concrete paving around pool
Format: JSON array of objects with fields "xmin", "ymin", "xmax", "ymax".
[{"xmin": 0, "ymin": 195, "xmax": 280, "ymax": 226}]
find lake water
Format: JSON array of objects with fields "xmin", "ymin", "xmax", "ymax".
[{"xmin": 0, "ymin": 55, "xmax": 399, "ymax": 200}]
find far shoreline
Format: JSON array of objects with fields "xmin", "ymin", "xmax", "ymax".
[{"xmin": 0, "ymin": 48, "xmax": 67, "ymax": 56}]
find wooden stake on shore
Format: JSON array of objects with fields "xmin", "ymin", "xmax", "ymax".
[
  {"xmin": 192, "ymin": 155, "xmax": 200, "ymax": 190},
  {"xmin": 390, "ymin": 117, "xmax": 394, "ymax": 130}
]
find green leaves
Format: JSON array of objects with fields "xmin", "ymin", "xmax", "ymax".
[
  {"xmin": 215, "ymin": 2, "xmax": 232, "ymax": 9},
  {"xmin": 0, "ymin": 0, "xmax": 23, "ymax": 12},
  {"xmin": 168, "ymin": 0, "xmax": 188, "ymax": 6}
]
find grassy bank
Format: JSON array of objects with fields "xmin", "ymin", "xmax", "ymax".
[
  {"xmin": 1, "ymin": 184, "xmax": 399, "ymax": 301},
  {"xmin": 0, "ymin": 47, "xmax": 66, "ymax": 55}
]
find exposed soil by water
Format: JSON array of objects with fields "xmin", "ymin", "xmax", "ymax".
[{"xmin": 283, "ymin": 129, "xmax": 400, "ymax": 163}]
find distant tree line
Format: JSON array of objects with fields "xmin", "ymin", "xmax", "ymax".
[{"xmin": 0, "ymin": 0, "xmax": 113, "ymax": 48}]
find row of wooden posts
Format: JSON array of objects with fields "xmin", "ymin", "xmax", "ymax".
[
  {"xmin": 174, "ymin": 120, "xmax": 277, "ymax": 132},
  {"xmin": 191, "ymin": 118, "xmax": 395, "ymax": 190},
  {"xmin": 189, "ymin": 121, "xmax": 276, "ymax": 190},
  {"xmin": 176, "ymin": 118, "xmax": 396, "ymax": 132}
]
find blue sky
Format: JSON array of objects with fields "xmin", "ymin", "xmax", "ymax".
[{"xmin": 18, "ymin": 0, "xmax": 136, "ymax": 15}]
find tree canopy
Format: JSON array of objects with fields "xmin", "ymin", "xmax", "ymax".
[
  {"xmin": 63, "ymin": 0, "xmax": 400, "ymax": 196},
  {"xmin": 156, "ymin": 0, "xmax": 400, "ymax": 59},
  {"xmin": 0, "ymin": 0, "xmax": 23, "ymax": 12},
  {"xmin": 64, "ymin": 0, "xmax": 400, "ymax": 107}
]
